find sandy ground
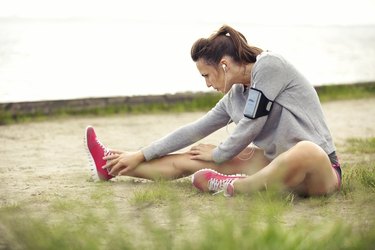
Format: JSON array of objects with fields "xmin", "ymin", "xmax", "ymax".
[{"xmin": 0, "ymin": 98, "xmax": 375, "ymax": 210}]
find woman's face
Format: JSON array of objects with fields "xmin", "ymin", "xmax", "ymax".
[{"xmin": 196, "ymin": 59, "xmax": 228, "ymax": 94}]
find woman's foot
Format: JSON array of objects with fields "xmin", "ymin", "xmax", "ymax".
[
  {"xmin": 84, "ymin": 126, "xmax": 114, "ymax": 181},
  {"xmin": 192, "ymin": 169, "xmax": 245, "ymax": 196}
]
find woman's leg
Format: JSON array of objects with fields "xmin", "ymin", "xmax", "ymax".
[
  {"xmin": 125, "ymin": 146, "xmax": 270, "ymax": 181},
  {"xmin": 85, "ymin": 126, "xmax": 269, "ymax": 181},
  {"xmin": 232, "ymin": 141, "xmax": 339, "ymax": 196}
]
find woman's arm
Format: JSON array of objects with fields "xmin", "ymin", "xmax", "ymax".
[
  {"xmin": 142, "ymin": 96, "xmax": 232, "ymax": 161},
  {"xmin": 212, "ymin": 53, "xmax": 291, "ymax": 164}
]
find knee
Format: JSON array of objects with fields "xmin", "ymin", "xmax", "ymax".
[
  {"xmin": 171, "ymin": 153, "xmax": 189, "ymax": 170},
  {"xmin": 288, "ymin": 141, "xmax": 327, "ymax": 164},
  {"xmin": 171, "ymin": 153, "xmax": 202, "ymax": 175}
]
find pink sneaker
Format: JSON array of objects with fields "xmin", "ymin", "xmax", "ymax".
[
  {"xmin": 223, "ymin": 182, "xmax": 235, "ymax": 197},
  {"xmin": 84, "ymin": 126, "xmax": 114, "ymax": 181},
  {"xmin": 192, "ymin": 169, "xmax": 245, "ymax": 196}
]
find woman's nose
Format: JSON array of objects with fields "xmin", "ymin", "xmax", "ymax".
[{"xmin": 205, "ymin": 80, "xmax": 212, "ymax": 88}]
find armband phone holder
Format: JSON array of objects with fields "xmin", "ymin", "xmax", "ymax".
[{"xmin": 244, "ymin": 88, "xmax": 273, "ymax": 119}]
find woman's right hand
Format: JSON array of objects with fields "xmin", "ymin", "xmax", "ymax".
[{"xmin": 103, "ymin": 150, "xmax": 145, "ymax": 176}]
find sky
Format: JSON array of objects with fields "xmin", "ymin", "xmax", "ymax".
[
  {"xmin": 0, "ymin": 0, "xmax": 375, "ymax": 26},
  {"xmin": 0, "ymin": 0, "xmax": 375, "ymax": 102}
]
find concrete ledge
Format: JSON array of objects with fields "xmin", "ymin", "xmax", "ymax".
[
  {"xmin": 0, "ymin": 92, "xmax": 215, "ymax": 116},
  {"xmin": 1, "ymin": 82, "xmax": 374, "ymax": 116}
]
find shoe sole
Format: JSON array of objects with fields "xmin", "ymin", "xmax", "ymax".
[{"xmin": 83, "ymin": 126, "xmax": 102, "ymax": 182}]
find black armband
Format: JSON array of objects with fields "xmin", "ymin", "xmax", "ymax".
[{"xmin": 243, "ymin": 88, "xmax": 273, "ymax": 119}]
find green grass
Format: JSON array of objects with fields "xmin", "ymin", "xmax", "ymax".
[
  {"xmin": 343, "ymin": 161, "xmax": 375, "ymax": 193},
  {"xmin": 1, "ymin": 82, "xmax": 375, "ymax": 125},
  {"xmin": 130, "ymin": 181, "xmax": 175, "ymax": 205},
  {"xmin": 315, "ymin": 82, "xmax": 375, "ymax": 102},
  {"xmin": 0, "ymin": 92, "xmax": 223, "ymax": 125},
  {"xmin": 1, "ymin": 190, "xmax": 374, "ymax": 250},
  {"xmin": 345, "ymin": 137, "xmax": 375, "ymax": 154},
  {"xmin": 1, "ymin": 138, "xmax": 375, "ymax": 250}
]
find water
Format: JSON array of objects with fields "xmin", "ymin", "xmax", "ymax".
[{"xmin": 1, "ymin": 18, "xmax": 375, "ymax": 103}]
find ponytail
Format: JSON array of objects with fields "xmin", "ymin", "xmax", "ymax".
[{"xmin": 191, "ymin": 25, "xmax": 262, "ymax": 66}]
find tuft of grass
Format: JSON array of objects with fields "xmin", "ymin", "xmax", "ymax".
[
  {"xmin": 0, "ymin": 206, "xmax": 135, "ymax": 250},
  {"xmin": 185, "ymin": 210, "xmax": 368, "ymax": 250},
  {"xmin": 345, "ymin": 137, "xmax": 375, "ymax": 154},
  {"xmin": 341, "ymin": 137, "xmax": 375, "ymax": 196},
  {"xmin": 343, "ymin": 162, "xmax": 375, "ymax": 193},
  {"xmin": 129, "ymin": 180, "xmax": 179, "ymax": 206}
]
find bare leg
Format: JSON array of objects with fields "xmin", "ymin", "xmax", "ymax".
[
  {"xmin": 233, "ymin": 141, "xmax": 339, "ymax": 196},
  {"xmin": 124, "ymin": 147, "xmax": 270, "ymax": 181}
]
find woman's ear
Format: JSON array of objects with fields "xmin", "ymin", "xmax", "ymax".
[
  {"xmin": 219, "ymin": 57, "xmax": 229, "ymax": 72},
  {"xmin": 222, "ymin": 64, "xmax": 227, "ymax": 72}
]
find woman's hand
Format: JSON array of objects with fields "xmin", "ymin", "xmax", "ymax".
[
  {"xmin": 103, "ymin": 150, "xmax": 145, "ymax": 176},
  {"xmin": 189, "ymin": 143, "xmax": 216, "ymax": 162}
]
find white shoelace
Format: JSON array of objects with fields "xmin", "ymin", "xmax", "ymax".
[
  {"xmin": 95, "ymin": 138, "xmax": 113, "ymax": 173},
  {"xmin": 95, "ymin": 138, "xmax": 112, "ymax": 157},
  {"xmin": 209, "ymin": 178, "xmax": 235, "ymax": 194}
]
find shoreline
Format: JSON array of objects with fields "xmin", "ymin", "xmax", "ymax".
[{"xmin": 0, "ymin": 81, "xmax": 374, "ymax": 125}]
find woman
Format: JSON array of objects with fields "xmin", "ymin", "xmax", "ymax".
[{"xmin": 84, "ymin": 25, "xmax": 341, "ymax": 197}]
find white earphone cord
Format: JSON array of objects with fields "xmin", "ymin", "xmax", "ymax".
[{"xmin": 223, "ymin": 66, "xmax": 255, "ymax": 161}]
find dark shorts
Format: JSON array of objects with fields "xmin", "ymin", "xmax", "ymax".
[{"xmin": 328, "ymin": 151, "xmax": 342, "ymax": 189}]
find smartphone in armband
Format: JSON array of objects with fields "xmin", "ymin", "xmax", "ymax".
[{"xmin": 244, "ymin": 88, "xmax": 273, "ymax": 119}]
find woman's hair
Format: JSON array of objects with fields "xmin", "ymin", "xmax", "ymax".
[{"xmin": 191, "ymin": 25, "xmax": 263, "ymax": 67}]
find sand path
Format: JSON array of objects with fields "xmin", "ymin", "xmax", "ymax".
[{"xmin": 0, "ymin": 98, "xmax": 374, "ymax": 207}]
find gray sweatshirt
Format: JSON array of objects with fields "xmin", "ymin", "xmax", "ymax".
[{"xmin": 142, "ymin": 51, "xmax": 336, "ymax": 164}]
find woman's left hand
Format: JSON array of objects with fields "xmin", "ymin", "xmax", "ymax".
[{"xmin": 189, "ymin": 144, "xmax": 216, "ymax": 162}]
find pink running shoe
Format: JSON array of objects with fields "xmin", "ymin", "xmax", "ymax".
[
  {"xmin": 223, "ymin": 182, "xmax": 235, "ymax": 197},
  {"xmin": 84, "ymin": 126, "xmax": 114, "ymax": 181},
  {"xmin": 192, "ymin": 169, "xmax": 245, "ymax": 196}
]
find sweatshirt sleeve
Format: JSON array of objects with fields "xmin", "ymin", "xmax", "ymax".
[
  {"xmin": 212, "ymin": 53, "xmax": 290, "ymax": 164},
  {"xmin": 142, "ymin": 95, "xmax": 231, "ymax": 161},
  {"xmin": 212, "ymin": 116, "xmax": 268, "ymax": 164}
]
